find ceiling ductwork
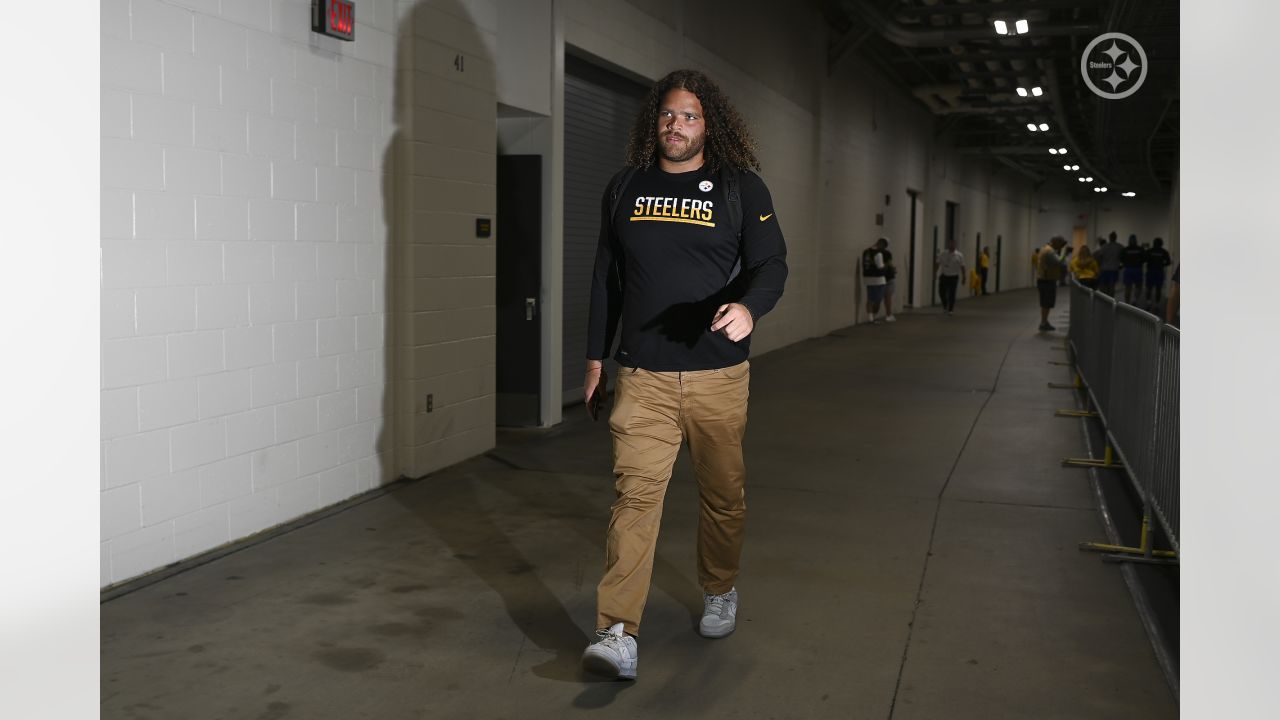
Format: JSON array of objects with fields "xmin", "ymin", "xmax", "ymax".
[
  {"xmin": 822, "ymin": 0, "xmax": 1178, "ymax": 196},
  {"xmin": 840, "ymin": 0, "xmax": 1098, "ymax": 48}
]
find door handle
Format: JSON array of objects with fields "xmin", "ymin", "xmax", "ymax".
[{"xmin": 525, "ymin": 297, "xmax": 537, "ymax": 321}]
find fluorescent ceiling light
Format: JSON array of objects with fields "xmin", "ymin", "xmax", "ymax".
[
  {"xmin": 994, "ymin": 20, "xmax": 1008, "ymax": 35},
  {"xmin": 1032, "ymin": 87, "xmax": 1043, "ymax": 96},
  {"xmin": 1122, "ymin": 191, "xmax": 1136, "ymax": 197},
  {"xmin": 1015, "ymin": 19, "xmax": 1029, "ymax": 34}
]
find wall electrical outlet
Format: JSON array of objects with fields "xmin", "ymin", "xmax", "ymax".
[{"xmin": 426, "ymin": 394, "xmax": 433, "ymax": 412}]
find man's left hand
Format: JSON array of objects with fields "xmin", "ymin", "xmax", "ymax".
[{"xmin": 710, "ymin": 303, "xmax": 754, "ymax": 342}]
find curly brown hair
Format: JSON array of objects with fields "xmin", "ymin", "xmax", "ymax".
[{"xmin": 626, "ymin": 69, "xmax": 760, "ymax": 173}]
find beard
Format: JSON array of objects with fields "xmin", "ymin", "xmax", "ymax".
[{"xmin": 659, "ymin": 131, "xmax": 706, "ymax": 164}]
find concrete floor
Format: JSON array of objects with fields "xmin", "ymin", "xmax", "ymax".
[{"xmin": 102, "ymin": 288, "xmax": 1177, "ymax": 720}]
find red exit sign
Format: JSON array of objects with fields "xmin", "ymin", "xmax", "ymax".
[{"xmin": 312, "ymin": 0, "xmax": 355, "ymax": 41}]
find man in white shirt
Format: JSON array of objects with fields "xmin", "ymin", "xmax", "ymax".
[
  {"xmin": 1095, "ymin": 232, "xmax": 1124, "ymax": 297},
  {"xmin": 935, "ymin": 240, "xmax": 966, "ymax": 315}
]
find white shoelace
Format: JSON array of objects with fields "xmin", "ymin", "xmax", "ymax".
[
  {"xmin": 704, "ymin": 592, "xmax": 734, "ymax": 618},
  {"xmin": 594, "ymin": 629, "xmax": 626, "ymax": 648}
]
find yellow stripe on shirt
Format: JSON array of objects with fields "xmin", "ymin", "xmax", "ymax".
[{"xmin": 629, "ymin": 216, "xmax": 717, "ymax": 228}]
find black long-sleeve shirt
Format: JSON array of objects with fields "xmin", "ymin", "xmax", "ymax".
[
  {"xmin": 1121, "ymin": 244, "xmax": 1147, "ymax": 268},
  {"xmin": 586, "ymin": 164, "xmax": 788, "ymax": 371},
  {"xmin": 1145, "ymin": 246, "xmax": 1172, "ymax": 272}
]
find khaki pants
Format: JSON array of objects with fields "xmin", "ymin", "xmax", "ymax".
[{"xmin": 596, "ymin": 361, "xmax": 750, "ymax": 636}]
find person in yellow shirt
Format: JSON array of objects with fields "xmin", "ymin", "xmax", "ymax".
[
  {"xmin": 1070, "ymin": 244, "xmax": 1100, "ymax": 290},
  {"xmin": 979, "ymin": 246, "xmax": 991, "ymax": 295}
]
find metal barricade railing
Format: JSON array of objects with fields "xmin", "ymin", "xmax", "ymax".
[
  {"xmin": 1068, "ymin": 282, "xmax": 1089, "ymax": 367},
  {"xmin": 1106, "ymin": 304, "xmax": 1161, "ymax": 501},
  {"xmin": 1091, "ymin": 292, "xmax": 1117, "ymax": 424},
  {"xmin": 1062, "ymin": 279, "xmax": 1179, "ymax": 562},
  {"xmin": 1151, "ymin": 329, "xmax": 1180, "ymax": 551}
]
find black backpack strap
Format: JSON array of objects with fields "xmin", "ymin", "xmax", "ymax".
[
  {"xmin": 721, "ymin": 166, "xmax": 745, "ymax": 285},
  {"xmin": 607, "ymin": 166, "xmax": 638, "ymax": 226},
  {"xmin": 720, "ymin": 165, "xmax": 742, "ymax": 238}
]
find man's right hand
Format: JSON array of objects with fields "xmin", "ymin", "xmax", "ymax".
[{"xmin": 585, "ymin": 361, "xmax": 607, "ymax": 420}]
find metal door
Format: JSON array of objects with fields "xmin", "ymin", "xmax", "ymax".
[
  {"xmin": 562, "ymin": 54, "xmax": 646, "ymax": 404},
  {"xmin": 496, "ymin": 155, "xmax": 542, "ymax": 426}
]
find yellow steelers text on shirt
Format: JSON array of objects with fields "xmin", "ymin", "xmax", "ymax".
[{"xmin": 631, "ymin": 196, "xmax": 715, "ymax": 226}]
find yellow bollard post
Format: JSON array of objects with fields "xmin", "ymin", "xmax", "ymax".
[
  {"xmin": 1081, "ymin": 508, "xmax": 1178, "ymax": 564},
  {"xmin": 1062, "ymin": 442, "xmax": 1123, "ymax": 469}
]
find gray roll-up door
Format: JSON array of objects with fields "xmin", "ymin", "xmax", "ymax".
[{"xmin": 562, "ymin": 54, "xmax": 646, "ymax": 404}]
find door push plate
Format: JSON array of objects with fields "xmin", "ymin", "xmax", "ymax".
[{"xmin": 525, "ymin": 297, "xmax": 537, "ymax": 321}]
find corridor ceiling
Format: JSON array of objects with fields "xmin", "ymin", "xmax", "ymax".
[{"xmin": 823, "ymin": 0, "xmax": 1179, "ymax": 199}]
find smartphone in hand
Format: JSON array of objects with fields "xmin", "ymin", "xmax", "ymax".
[{"xmin": 587, "ymin": 375, "xmax": 607, "ymax": 421}]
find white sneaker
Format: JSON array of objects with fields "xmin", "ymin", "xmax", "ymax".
[
  {"xmin": 699, "ymin": 588, "xmax": 738, "ymax": 638},
  {"xmin": 582, "ymin": 626, "xmax": 638, "ymax": 680},
  {"xmin": 885, "ymin": 314, "xmax": 896, "ymax": 323}
]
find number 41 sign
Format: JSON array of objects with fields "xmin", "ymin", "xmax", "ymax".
[{"xmin": 312, "ymin": 0, "xmax": 355, "ymax": 41}]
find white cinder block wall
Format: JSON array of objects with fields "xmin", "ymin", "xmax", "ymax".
[{"xmin": 100, "ymin": 0, "xmax": 499, "ymax": 587}]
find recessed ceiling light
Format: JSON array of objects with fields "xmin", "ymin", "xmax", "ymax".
[
  {"xmin": 1071, "ymin": 165, "xmax": 1080, "ymax": 170},
  {"xmin": 1015, "ymin": 19, "xmax": 1029, "ymax": 34},
  {"xmin": 1063, "ymin": 165, "xmax": 1071, "ymax": 170},
  {"xmin": 1038, "ymin": 123, "xmax": 1049, "ymax": 131},
  {"xmin": 1027, "ymin": 123, "xmax": 1038, "ymax": 132},
  {"xmin": 994, "ymin": 20, "xmax": 1009, "ymax": 35},
  {"xmin": 1031, "ymin": 87, "xmax": 1043, "ymax": 97},
  {"xmin": 1078, "ymin": 177, "xmax": 1086, "ymax": 182},
  {"xmin": 1122, "ymin": 191, "xmax": 1136, "ymax": 197},
  {"xmin": 1100, "ymin": 187, "xmax": 1107, "ymax": 192},
  {"xmin": 1016, "ymin": 87, "xmax": 1029, "ymax": 97},
  {"xmin": 1049, "ymin": 148, "xmax": 1059, "ymax": 155},
  {"xmin": 1085, "ymin": 177, "xmax": 1093, "ymax": 182},
  {"xmin": 1058, "ymin": 147, "xmax": 1067, "ymax": 154}
]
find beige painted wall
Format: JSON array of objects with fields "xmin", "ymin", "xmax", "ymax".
[{"xmin": 389, "ymin": 0, "xmax": 498, "ymax": 480}]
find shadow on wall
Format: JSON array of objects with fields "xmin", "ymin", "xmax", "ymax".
[{"xmin": 378, "ymin": 0, "xmax": 493, "ymax": 488}]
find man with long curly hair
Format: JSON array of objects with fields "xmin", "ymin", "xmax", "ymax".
[{"xmin": 580, "ymin": 69, "xmax": 789, "ymax": 680}]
